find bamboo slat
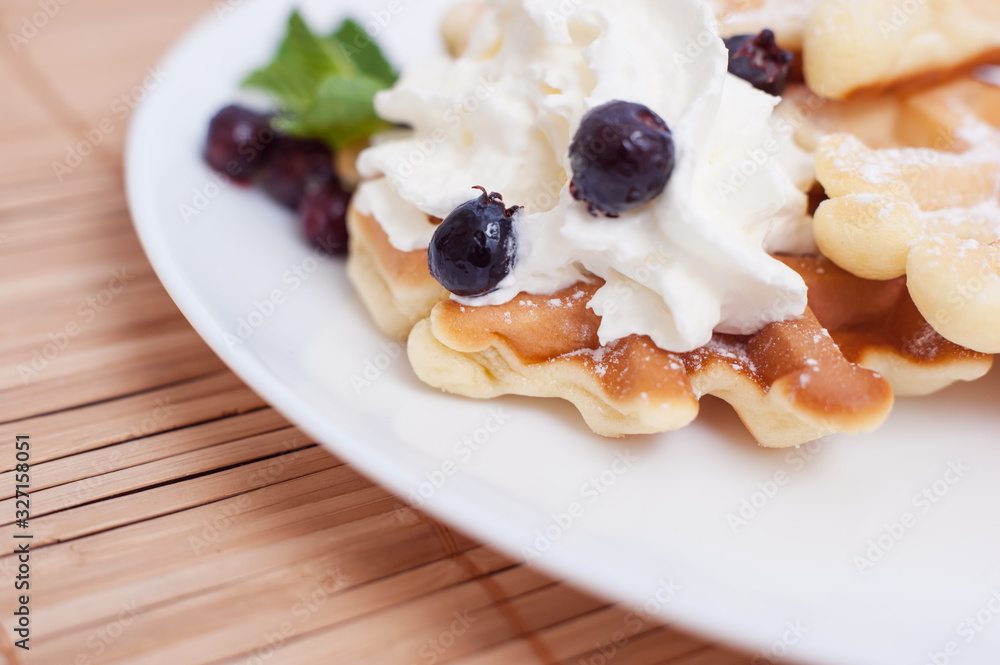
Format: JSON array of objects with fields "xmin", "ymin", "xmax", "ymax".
[
  {"xmin": 0, "ymin": 0, "xmax": 756, "ymax": 662},
  {"xmin": 1, "ymin": 408, "xmax": 289, "ymax": 498},
  {"xmin": 0, "ymin": 371, "xmax": 263, "ymax": 469},
  {"xmin": 0, "ymin": 427, "xmax": 313, "ymax": 522},
  {"xmin": 0, "ymin": 170, "xmax": 122, "ymax": 214},
  {"xmin": 23, "ymin": 466, "xmax": 382, "ymax": 607}
]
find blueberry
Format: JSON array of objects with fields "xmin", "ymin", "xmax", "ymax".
[
  {"xmin": 261, "ymin": 136, "xmax": 336, "ymax": 209},
  {"xmin": 300, "ymin": 179, "xmax": 351, "ymax": 256},
  {"xmin": 204, "ymin": 105, "xmax": 275, "ymax": 183},
  {"xmin": 428, "ymin": 187, "xmax": 519, "ymax": 296},
  {"xmin": 724, "ymin": 30, "xmax": 793, "ymax": 96},
  {"xmin": 568, "ymin": 101, "xmax": 676, "ymax": 217}
]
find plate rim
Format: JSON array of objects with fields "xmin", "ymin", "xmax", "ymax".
[{"xmin": 121, "ymin": 3, "xmax": 977, "ymax": 664}]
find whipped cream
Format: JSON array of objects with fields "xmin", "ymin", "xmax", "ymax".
[{"xmin": 356, "ymin": 0, "xmax": 815, "ymax": 352}]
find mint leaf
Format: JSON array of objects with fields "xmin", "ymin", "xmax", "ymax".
[
  {"xmin": 243, "ymin": 11, "xmax": 338, "ymax": 112},
  {"xmin": 326, "ymin": 20, "xmax": 397, "ymax": 87},
  {"xmin": 241, "ymin": 12, "xmax": 397, "ymax": 147},
  {"xmin": 281, "ymin": 74, "xmax": 392, "ymax": 146}
]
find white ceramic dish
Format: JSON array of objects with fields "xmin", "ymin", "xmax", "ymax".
[{"xmin": 125, "ymin": 1, "xmax": 1000, "ymax": 663}]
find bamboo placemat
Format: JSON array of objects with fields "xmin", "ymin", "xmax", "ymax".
[{"xmin": 0, "ymin": 1, "xmax": 757, "ymax": 663}]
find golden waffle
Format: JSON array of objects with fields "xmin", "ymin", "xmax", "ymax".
[
  {"xmin": 779, "ymin": 85, "xmax": 908, "ymax": 153},
  {"xmin": 803, "ymin": 0, "xmax": 1000, "ymax": 99},
  {"xmin": 405, "ymin": 255, "xmax": 994, "ymax": 446},
  {"xmin": 778, "ymin": 256, "xmax": 992, "ymax": 395},
  {"xmin": 347, "ymin": 183, "xmax": 994, "ymax": 444},
  {"xmin": 812, "ymin": 78, "xmax": 1000, "ymax": 353},
  {"xmin": 346, "ymin": 204, "xmax": 447, "ymax": 339},
  {"xmin": 709, "ymin": 0, "xmax": 820, "ymax": 53},
  {"xmin": 407, "ymin": 278, "xmax": 894, "ymax": 447},
  {"xmin": 781, "ymin": 74, "xmax": 1000, "ymax": 153},
  {"xmin": 440, "ymin": 0, "xmax": 486, "ymax": 57}
]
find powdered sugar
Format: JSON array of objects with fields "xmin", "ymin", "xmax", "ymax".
[{"xmin": 827, "ymin": 127, "xmax": 1000, "ymax": 238}]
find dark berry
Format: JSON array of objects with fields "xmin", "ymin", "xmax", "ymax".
[
  {"xmin": 724, "ymin": 30, "xmax": 793, "ymax": 96},
  {"xmin": 261, "ymin": 136, "xmax": 336, "ymax": 209},
  {"xmin": 568, "ymin": 101, "xmax": 675, "ymax": 217},
  {"xmin": 203, "ymin": 105, "xmax": 275, "ymax": 183},
  {"xmin": 428, "ymin": 187, "xmax": 519, "ymax": 297},
  {"xmin": 300, "ymin": 179, "xmax": 351, "ymax": 255}
]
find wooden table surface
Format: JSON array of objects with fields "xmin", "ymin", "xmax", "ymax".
[{"xmin": 0, "ymin": 1, "xmax": 757, "ymax": 663}]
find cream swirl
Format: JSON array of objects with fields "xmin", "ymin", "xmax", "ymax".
[{"xmin": 355, "ymin": 0, "xmax": 814, "ymax": 352}]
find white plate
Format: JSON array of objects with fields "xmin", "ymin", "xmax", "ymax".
[{"xmin": 125, "ymin": 2, "xmax": 1000, "ymax": 663}]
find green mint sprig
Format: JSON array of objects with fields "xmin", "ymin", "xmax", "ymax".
[{"xmin": 242, "ymin": 11, "xmax": 398, "ymax": 147}]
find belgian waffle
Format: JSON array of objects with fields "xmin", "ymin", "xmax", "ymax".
[
  {"xmin": 347, "ymin": 199, "xmax": 988, "ymax": 445},
  {"xmin": 812, "ymin": 79, "xmax": 1000, "ymax": 353}
]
